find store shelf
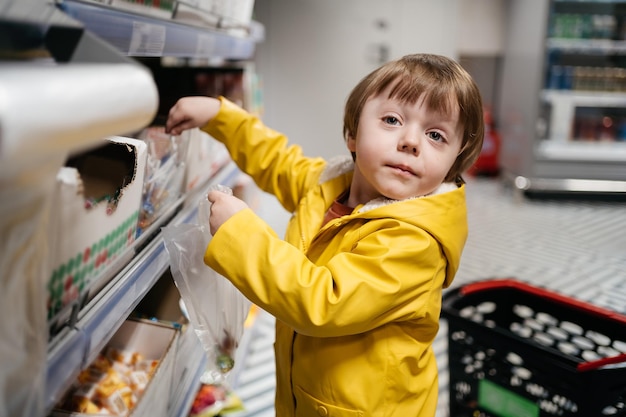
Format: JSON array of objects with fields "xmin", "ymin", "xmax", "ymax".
[
  {"xmin": 58, "ymin": 0, "xmax": 263, "ymax": 60},
  {"xmin": 547, "ymin": 38, "xmax": 626, "ymax": 54},
  {"xmin": 508, "ymin": 173, "xmax": 626, "ymax": 194},
  {"xmin": 537, "ymin": 139, "xmax": 626, "ymax": 161},
  {"xmin": 0, "ymin": 58, "xmax": 159, "ymax": 417},
  {"xmin": 541, "ymin": 89, "xmax": 626, "ymax": 144},
  {"xmin": 500, "ymin": 0, "xmax": 626, "ymax": 193},
  {"xmin": 45, "ymin": 328, "xmax": 89, "ymax": 412},
  {"xmin": 2, "ymin": 1, "xmax": 262, "ymax": 415},
  {"xmin": 44, "ymin": 161, "xmax": 239, "ymax": 413},
  {"xmin": 542, "ymin": 88, "xmax": 626, "ymax": 107}
]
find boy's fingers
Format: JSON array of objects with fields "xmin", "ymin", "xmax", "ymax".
[
  {"xmin": 166, "ymin": 122, "xmax": 185, "ymax": 135},
  {"xmin": 207, "ymin": 190, "xmax": 227, "ymax": 203},
  {"xmin": 165, "ymin": 102, "xmax": 188, "ymax": 133},
  {"xmin": 165, "ymin": 113, "xmax": 187, "ymax": 134}
]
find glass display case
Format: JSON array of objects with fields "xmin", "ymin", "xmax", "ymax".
[{"xmin": 498, "ymin": 0, "xmax": 626, "ymax": 196}]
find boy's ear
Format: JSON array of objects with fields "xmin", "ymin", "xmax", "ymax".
[{"xmin": 346, "ymin": 134, "xmax": 357, "ymax": 152}]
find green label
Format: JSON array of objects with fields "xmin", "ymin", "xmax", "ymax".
[{"xmin": 478, "ymin": 379, "xmax": 540, "ymax": 417}]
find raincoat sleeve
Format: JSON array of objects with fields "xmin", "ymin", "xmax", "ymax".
[
  {"xmin": 201, "ymin": 97, "xmax": 326, "ymax": 213},
  {"xmin": 205, "ymin": 209, "xmax": 450, "ymax": 338}
]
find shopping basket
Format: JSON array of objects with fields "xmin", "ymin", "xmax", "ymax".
[{"xmin": 441, "ymin": 278, "xmax": 626, "ymax": 417}]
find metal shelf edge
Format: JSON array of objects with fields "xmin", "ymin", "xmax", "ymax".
[
  {"xmin": 505, "ymin": 172, "xmax": 626, "ymax": 194},
  {"xmin": 171, "ymin": 344, "xmax": 208, "ymax": 417},
  {"xmin": 59, "ymin": 0, "xmax": 259, "ymax": 60},
  {"xmin": 80, "ymin": 234, "xmax": 172, "ymax": 365},
  {"xmin": 45, "ymin": 328, "xmax": 89, "ymax": 410}
]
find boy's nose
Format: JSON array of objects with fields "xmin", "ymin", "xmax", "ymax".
[{"xmin": 399, "ymin": 134, "xmax": 420, "ymax": 155}]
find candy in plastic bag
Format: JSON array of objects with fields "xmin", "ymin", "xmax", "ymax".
[{"xmin": 162, "ymin": 184, "xmax": 250, "ymax": 383}]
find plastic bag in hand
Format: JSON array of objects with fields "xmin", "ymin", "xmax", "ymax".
[{"xmin": 162, "ymin": 184, "xmax": 250, "ymax": 383}]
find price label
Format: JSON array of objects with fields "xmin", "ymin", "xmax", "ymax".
[
  {"xmin": 196, "ymin": 34, "xmax": 217, "ymax": 58},
  {"xmin": 129, "ymin": 21, "xmax": 166, "ymax": 56}
]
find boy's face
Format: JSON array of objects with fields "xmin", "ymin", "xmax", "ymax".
[{"xmin": 347, "ymin": 90, "xmax": 463, "ymax": 204}]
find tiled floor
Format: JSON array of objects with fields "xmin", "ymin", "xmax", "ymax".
[{"xmin": 228, "ymin": 177, "xmax": 626, "ymax": 417}]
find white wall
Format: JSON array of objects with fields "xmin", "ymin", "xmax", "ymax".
[
  {"xmin": 456, "ymin": 0, "xmax": 507, "ymax": 114},
  {"xmin": 253, "ymin": 0, "xmax": 460, "ymax": 160},
  {"xmin": 457, "ymin": 0, "xmax": 506, "ymax": 56}
]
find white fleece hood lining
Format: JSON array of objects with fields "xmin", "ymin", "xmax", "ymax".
[{"xmin": 318, "ymin": 155, "xmax": 458, "ymax": 213}]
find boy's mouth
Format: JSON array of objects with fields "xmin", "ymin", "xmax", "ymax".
[{"xmin": 388, "ymin": 164, "xmax": 416, "ymax": 176}]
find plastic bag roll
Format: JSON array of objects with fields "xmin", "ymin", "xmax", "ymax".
[{"xmin": 0, "ymin": 62, "xmax": 159, "ymax": 163}]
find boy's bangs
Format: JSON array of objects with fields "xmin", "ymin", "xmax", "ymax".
[{"xmin": 385, "ymin": 73, "xmax": 457, "ymax": 116}]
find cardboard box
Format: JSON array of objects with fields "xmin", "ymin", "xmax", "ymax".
[
  {"xmin": 87, "ymin": 0, "xmax": 173, "ymax": 20},
  {"xmin": 171, "ymin": 0, "xmax": 220, "ymax": 28},
  {"xmin": 108, "ymin": 0, "xmax": 174, "ymax": 19},
  {"xmin": 52, "ymin": 318, "xmax": 179, "ymax": 416},
  {"xmin": 47, "ymin": 137, "xmax": 147, "ymax": 322},
  {"xmin": 132, "ymin": 271, "xmax": 204, "ymax": 405},
  {"xmin": 171, "ymin": 0, "xmax": 255, "ymax": 35},
  {"xmin": 218, "ymin": 0, "xmax": 255, "ymax": 28}
]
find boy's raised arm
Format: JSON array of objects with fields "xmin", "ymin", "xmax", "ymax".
[{"xmin": 165, "ymin": 96, "xmax": 222, "ymax": 135}]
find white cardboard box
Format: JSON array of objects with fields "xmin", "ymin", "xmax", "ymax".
[
  {"xmin": 171, "ymin": 0, "xmax": 255, "ymax": 31},
  {"xmin": 47, "ymin": 137, "xmax": 147, "ymax": 322},
  {"xmin": 172, "ymin": 0, "xmax": 220, "ymax": 28},
  {"xmin": 131, "ymin": 272, "xmax": 194, "ymax": 395},
  {"xmin": 131, "ymin": 271, "xmax": 204, "ymax": 409},
  {"xmin": 52, "ymin": 318, "xmax": 179, "ymax": 416},
  {"xmin": 114, "ymin": 320, "xmax": 179, "ymax": 417}
]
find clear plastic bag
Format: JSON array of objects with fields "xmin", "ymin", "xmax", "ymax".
[{"xmin": 162, "ymin": 184, "xmax": 250, "ymax": 384}]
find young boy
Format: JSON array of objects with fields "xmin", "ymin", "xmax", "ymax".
[{"xmin": 166, "ymin": 53, "xmax": 484, "ymax": 417}]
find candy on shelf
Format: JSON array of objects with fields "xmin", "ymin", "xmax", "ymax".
[
  {"xmin": 135, "ymin": 126, "xmax": 188, "ymax": 236},
  {"xmin": 189, "ymin": 383, "xmax": 243, "ymax": 417}
]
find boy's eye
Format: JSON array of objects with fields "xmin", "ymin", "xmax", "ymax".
[
  {"xmin": 428, "ymin": 131, "xmax": 445, "ymax": 142},
  {"xmin": 383, "ymin": 116, "xmax": 400, "ymax": 125}
]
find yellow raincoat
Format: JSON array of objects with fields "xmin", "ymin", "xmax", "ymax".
[{"xmin": 202, "ymin": 98, "xmax": 468, "ymax": 417}]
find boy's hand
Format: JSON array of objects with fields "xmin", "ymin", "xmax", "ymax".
[
  {"xmin": 207, "ymin": 190, "xmax": 249, "ymax": 235},
  {"xmin": 165, "ymin": 96, "xmax": 221, "ymax": 135}
]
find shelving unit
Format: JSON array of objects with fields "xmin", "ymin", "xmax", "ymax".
[
  {"xmin": 0, "ymin": 58, "xmax": 159, "ymax": 417},
  {"xmin": 497, "ymin": 0, "xmax": 626, "ymax": 196},
  {"xmin": 0, "ymin": 1, "xmax": 262, "ymax": 416},
  {"xmin": 47, "ymin": 161, "xmax": 239, "ymax": 414},
  {"xmin": 539, "ymin": 89, "xmax": 626, "ymax": 162}
]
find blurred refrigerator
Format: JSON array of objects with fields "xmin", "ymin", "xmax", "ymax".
[{"xmin": 498, "ymin": 0, "xmax": 626, "ymax": 196}]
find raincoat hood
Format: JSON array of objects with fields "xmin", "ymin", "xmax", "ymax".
[{"xmin": 319, "ymin": 155, "xmax": 467, "ymax": 288}]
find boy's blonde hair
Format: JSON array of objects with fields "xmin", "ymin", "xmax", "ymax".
[{"xmin": 343, "ymin": 53, "xmax": 485, "ymax": 184}]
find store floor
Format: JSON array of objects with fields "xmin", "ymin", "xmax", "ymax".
[{"xmin": 228, "ymin": 177, "xmax": 626, "ymax": 417}]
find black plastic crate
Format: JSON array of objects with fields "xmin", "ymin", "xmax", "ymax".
[{"xmin": 442, "ymin": 278, "xmax": 626, "ymax": 417}]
